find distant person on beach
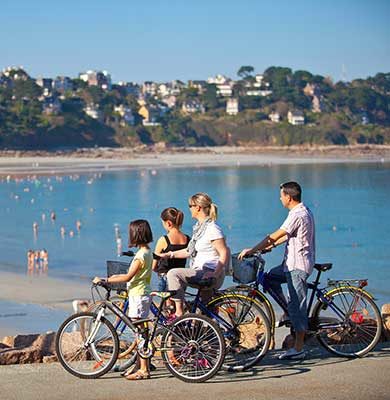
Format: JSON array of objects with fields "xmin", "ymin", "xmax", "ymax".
[
  {"xmin": 41, "ymin": 249, "xmax": 49, "ymax": 271},
  {"xmin": 116, "ymin": 236, "xmax": 122, "ymax": 256},
  {"xmin": 33, "ymin": 222, "xmax": 38, "ymax": 234},
  {"xmin": 152, "ymin": 207, "xmax": 190, "ymax": 315},
  {"xmin": 239, "ymin": 181, "xmax": 315, "ymax": 360},
  {"xmin": 27, "ymin": 249, "xmax": 34, "ymax": 273},
  {"xmin": 34, "ymin": 250, "xmax": 41, "ymax": 270},
  {"xmin": 156, "ymin": 193, "xmax": 229, "ymax": 317},
  {"xmin": 93, "ymin": 219, "xmax": 153, "ymax": 381}
]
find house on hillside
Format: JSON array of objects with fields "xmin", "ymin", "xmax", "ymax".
[
  {"xmin": 84, "ymin": 103, "xmax": 103, "ymax": 121},
  {"xmin": 138, "ymin": 104, "xmax": 161, "ymax": 126},
  {"xmin": 42, "ymin": 96, "xmax": 61, "ymax": 115},
  {"xmin": 269, "ymin": 111, "xmax": 280, "ymax": 123},
  {"xmin": 114, "ymin": 105, "xmax": 135, "ymax": 126},
  {"xmin": 226, "ymin": 98, "xmax": 239, "ymax": 115},
  {"xmin": 188, "ymin": 80, "xmax": 208, "ymax": 94},
  {"xmin": 288, "ymin": 110, "xmax": 305, "ymax": 125},
  {"xmin": 79, "ymin": 70, "xmax": 111, "ymax": 90},
  {"xmin": 53, "ymin": 76, "xmax": 73, "ymax": 93},
  {"xmin": 182, "ymin": 100, "xmax": 205, "ymax": 114}
]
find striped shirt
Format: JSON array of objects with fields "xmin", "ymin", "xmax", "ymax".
[{"xmin": 280, "ymin": 202, "xmax": 315, "ymax": 274}]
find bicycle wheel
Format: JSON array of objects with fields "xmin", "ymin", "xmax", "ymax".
[
  {"xmin": 87, "ymin": 300, "xmax": 138, "ymax": 370},
  {"xmin": 224, "ymin": 285, "xmax": 276, "ymax": 331},
  {"xmin": 208, "ymin": 293, "xmax": 271, "ymax": 371},
  {"xmin": 312, "ymin": 287, "xmax": 382, "ymax": 357},
  {"xmin": 161, "ymin": 313, "xmax": 225, "ymax": 383},
  {"xmin": 55, "ymin": 312, "xmax": 119, "ymax": 379}
]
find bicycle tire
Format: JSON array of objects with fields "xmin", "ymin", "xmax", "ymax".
[
  {"xmin": 207, "ymin": 293, "xmax": 271, "ymax": 371},
  {"xmin": 224, "ymin": 285, "xmax": 276, "ymax": 330},
  {"xmin": 87, "ymin": 300, "xmax": 138, "ymax": 368},
  {"xmin": 312, "ymin": 287, "xmax": 382, "ymax": 357},
  {"xmin": 161, "ymin": 313, "xmax": 225, "ymax": 383},
  {"xmin": 55, "ymin": 312, "xmax": 119, "ymax": 379}
]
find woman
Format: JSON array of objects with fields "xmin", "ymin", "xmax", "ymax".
[
  {"xmin": 152, "ymin": 207, "xmax": 190, "ymax": 292},
  {"xmin": 156, "ymin": 193, "xmax": 229, "ymax": 317}
]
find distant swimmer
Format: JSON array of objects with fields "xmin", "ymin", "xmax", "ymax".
[
  {"xmin": 76, "ymin": 220, "xmax": 82, "ymax": 232},
  {"xmin": 41, "ymin": 213, "xmax": 46, "ymax": 222},
  {"xmin": 116, "ymin": 236, "xmax": 122, "ymax": 256},
  {"xmin": 50, "ymin": 211, "xmax": 56, "ymax": 221},
  {"xmin": 27, "ymin": 249, "xmax": 34, "ymax": 272},
  {"xmin": 60, "ymin": 226, "xmax": 66, "ymax": 237},
  {"xmin": 69, "ymin": 230, "xmax": 74, "ymax": 237},
  {"xmin": 33, "ymin": 222, "xmax": 38, "ymax": 234}
]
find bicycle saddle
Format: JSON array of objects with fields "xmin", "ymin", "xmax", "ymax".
[
  {"xmin": 187, "ymin": 277, "xmax": 216, "ymax": 288},
  {"xmin": 314, "ymin": 263, "xmax": 332, "ymax": 272}
]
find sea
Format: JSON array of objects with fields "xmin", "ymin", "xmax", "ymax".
[{"xmin": 1, "ymin": 161, "xmax": 390, "ymax": 334}]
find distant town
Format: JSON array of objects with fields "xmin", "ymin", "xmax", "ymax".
[{"xmin": 0, "ymin": 66, "xmax": 389, "ymax": 148}]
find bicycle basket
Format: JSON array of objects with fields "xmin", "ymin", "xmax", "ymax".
[
  {"xmin": 106, "ymin": 260, "xmax": 130, "ymax": 292},
  {"xmin": 231, "ymin": 253, "xmax": 260, "ymax": 284}
]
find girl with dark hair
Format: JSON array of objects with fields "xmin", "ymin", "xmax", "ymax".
[
  {"xmin": 153, "ymin": 207, "xmax": 190, "ymax": 292},
  {"xmin": 93, "ymin": 219, "xmax": 153, "ymax": 380}
]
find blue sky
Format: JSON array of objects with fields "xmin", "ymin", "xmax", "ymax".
[{"xmin": 1, "ymin": 0, "xmax": 389, "ymax": 83}]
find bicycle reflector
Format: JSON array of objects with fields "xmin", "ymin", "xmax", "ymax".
[{"xmin": 359, "ymin": 280, "xmax": 368, "ymax": 288}]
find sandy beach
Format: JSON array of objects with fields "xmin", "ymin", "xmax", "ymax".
[
  {"xmin": 0, "ymin": 145, "xmax": 389, "ymax": 176},
  {"xmin": 0, "ymin": 270, "xmax": 90, "ymax": 337}
]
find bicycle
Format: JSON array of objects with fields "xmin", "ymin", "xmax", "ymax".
[
  {"xmin": 55, "ymin": 282, "xmax": 226, "ymax": 383},
  {"xmin": 227, "ymin": 252, "xmax": 383, "ymax": 358},
  {"xmin": 88, "ymin": 251, "xmax": 272, "ymax": 372}
]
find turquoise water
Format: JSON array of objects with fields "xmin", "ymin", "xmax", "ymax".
[{"xmin": 1, "ymin": 162, "xmax": 390, "ymax": 307}]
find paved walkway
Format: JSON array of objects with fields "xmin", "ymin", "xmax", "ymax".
[{"xmin": 1, "ymin": 343, "xmax": 389, "ymax": 400}]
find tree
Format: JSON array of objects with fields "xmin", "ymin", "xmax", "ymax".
[
  {"xmin": 237, "ymin": 66, "xmax": 254, "ymax": 79},
  {"xmin": 201, "ymin": 84, "xmax": 219, "ymax": 110}
]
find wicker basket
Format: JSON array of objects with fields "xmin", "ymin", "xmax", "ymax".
[
  {"xmin": 106, "ymin": 260, "xmax": 130, "ymax": 292},
  {"xmin": 231, "ymin": 254, "xmax": 260, "ymax": 284}
]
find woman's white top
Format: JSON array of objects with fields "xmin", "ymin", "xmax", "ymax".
[{"xmin": 192, "ymin": 221, "xmax": 224, "ymax": 271}]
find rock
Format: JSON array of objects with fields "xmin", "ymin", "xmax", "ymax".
[
  {"xmin": 381, "ymin": 304, "xmax": 390, "ymax": 341},
  {"xmin": 0, "ymin": 332, "xmax": 57, "ymax": 365},
  {"xmin": 43, "ymin": 355, "xmax": 58, "ymax": 363},
  {"xmin": 0, "ymin": 347, "xmax": 43, "ymax": 365},
  {"xmin": 1, "ymin": 336, "xmax": 15, "ymax": 347}
]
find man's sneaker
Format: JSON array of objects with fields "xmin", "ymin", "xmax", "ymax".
[{"xmin": 278, "ymin": 348, "xmax": 306, "ymax": 360}]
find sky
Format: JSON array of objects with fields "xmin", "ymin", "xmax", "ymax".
[{"xmin": 1, "ymin": 0, "xmax": 389, "ymax": 84}]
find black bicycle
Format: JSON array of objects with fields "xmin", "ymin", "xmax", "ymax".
[
  {"xmin": 55, "ymin": 282, "xmax": 226, "ymax": 383},
  {"xmin": 227, "ymin": 252, "xmax": 383, "ymax": 358}
]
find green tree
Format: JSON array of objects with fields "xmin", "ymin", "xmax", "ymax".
[{"xmin": 237, "ymin": 66, "xmax": 254, "ymax": 79}]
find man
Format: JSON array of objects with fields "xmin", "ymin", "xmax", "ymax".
[{"xmin": 239, "ymin": 181, "xmax": 315, "ymax": 360}]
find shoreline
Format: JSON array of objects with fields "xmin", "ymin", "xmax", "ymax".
[{"xmin": 0, "ymin": 145, "xmax": 389, "ymax": 176}]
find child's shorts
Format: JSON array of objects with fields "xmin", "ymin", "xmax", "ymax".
[{"xmin": 127, "ymin": 295, "xmax": 151, "ymax": 319}]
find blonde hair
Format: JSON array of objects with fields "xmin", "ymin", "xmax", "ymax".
[{"xmin": 189, "ymin": 192, "xmax": 218, "ymax": 221}]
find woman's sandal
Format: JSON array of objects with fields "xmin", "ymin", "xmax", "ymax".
[{"xmin": 124, "ymin": 369, "xmax": 151, "ymax": 380}]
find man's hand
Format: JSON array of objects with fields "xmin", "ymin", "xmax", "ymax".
[
  {"xmin": 92, "ymin": 277, "xmax": 102, "ymax": 284},
  {"xmin": 238, "ymin": 248, "xmax": 253, "ymax": 260}
]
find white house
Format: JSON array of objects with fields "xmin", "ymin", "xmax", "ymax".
[
  {"xmin": 226, "ymin": 98, "xmax": 239, "ymax": 115},
  {"xmin": 84, "ymin": 104, "xmax": 102, "ymax": 120},
  {"xmin": 269, "ymin": 112, "xmax": 280, "ymax": 123},
  {"xmin": 182, "ymin": 100, "xmax": 205, "ymax": 114},
  {"xmin": 288, "ymin": 110, "xmax": 305, "ymax": 125}
]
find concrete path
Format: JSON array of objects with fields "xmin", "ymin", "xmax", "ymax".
[{"xmin": 1, "ymin": 343, "xmax": 389, "ymax": 400}]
